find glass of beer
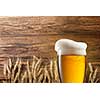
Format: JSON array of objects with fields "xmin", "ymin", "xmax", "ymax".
[{"xmin": 55, "ymin": 39, "xmax": 87, "ymax": 83}]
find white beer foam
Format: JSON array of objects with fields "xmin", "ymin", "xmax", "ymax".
[{"xmin": 55, "ymin": 39, "xmax": 87, "ymax": 55}]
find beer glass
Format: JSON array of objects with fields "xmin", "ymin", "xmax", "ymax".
[{"xmin": 55, "ymin": 39, "xmax": 87, "ymax": 83}]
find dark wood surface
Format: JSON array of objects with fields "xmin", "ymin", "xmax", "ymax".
[{"xmin": 0, "ymin": 16, "xmax": 100, "ymax": 80}]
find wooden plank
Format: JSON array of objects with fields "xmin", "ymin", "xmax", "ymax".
[
  {"xmin": 0, "ymin": 17, "xmax": 100, "ymax": 35},
  {"xmin": 0, "ymin": 33, "xmax": 99, "ymax": 61},
  {"xmin": 0, "ymin": 33, "xmax": 100, "ymax": 44}
]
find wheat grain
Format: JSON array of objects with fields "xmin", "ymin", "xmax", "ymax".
[
  {"xmin": 8, "ymin": 58, "xmax": 12, "ymax": 69},
  {"xmin": 45, "ymin": 67, "xmax": 51, "ymax": 83},
  {"xmin": 35, "ymin": 58, "xmax": 41, "ymax": 71},
  {"xmin": 31, "ymin": 57, "xmax": 36, "ymax": 76},
  {"xmin": 24, "ymin": 71, "xmax": 28, "ymax": 83},
  {"xmin": 37, "ymin": 68, "xmax": 43, "ymax": 77},
  {"xmin": 11, "ymin": 58, "xmax": 19, "ymax": 81},
  {"xmin": 88, "ymin": 73, "xmax": 92, "ymax": 82},
  {"xmin": 36, "ymin": 59, "xmax": 42, "ymax": 72},
  {"xmin": 53, "ymin": 59, "xmax": 60, "ymax": 82},
  {"xmin": 95, "ymin": 78, "xmax": 100, "ymax": 83},
  {"xmin": 38, "ymin": 74, "xmax": 43, "ymax": 83},
  {"xmin": 43, "ymin": 67, "xmax": 46, "ymax": 83},
  {"xmin": 92, "ymin": 68, "xmax": 98, "ymax": 82},
  {"xmin": 6, "ymin": 64, "xmax": 11, "ymax": 82},
  {"xmin": 50, "ymin": 60, "xmax": 54, "ymax": 82},
  {"xmin": 88, "ymin": 63, "xmax": 93, "ymax": 72},
  {"xmin": 13, "ymin": 59, "xmax": 21, "ymax": 83},
  {"xmin": 32, "ymin": 58, "xmax": 42, "ymax": 82},
  {"xmin": 26, "ymin": 60, "xmax": 32, "ymax": 83},
  {"xmin": 4, "ymin": 63, "xmax": 7, "ymax": 76},
  {"xmin": 21, "ymin": 71, "xmax": 27, "ymax": 83}
]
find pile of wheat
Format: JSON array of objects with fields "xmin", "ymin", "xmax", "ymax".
[
  {"xmin": 3, "ymin": 56, "xmax": 60, "ymax": 83},
  {"xmin": 2, "ymin": 56, "xmax": 99, "ymax": 83}
]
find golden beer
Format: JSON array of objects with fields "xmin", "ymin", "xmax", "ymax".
[
  {"xmin": 55, "ymin": 39, "xmax": 87, "ymax": 83},
  {"xmin": 61, "ymin": 55, "xmax": 85, "ymax": 83}
]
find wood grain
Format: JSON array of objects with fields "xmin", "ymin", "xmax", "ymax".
[{"xmin": 0, "ymin": 16, "xmax": 100, "ymax": 80}]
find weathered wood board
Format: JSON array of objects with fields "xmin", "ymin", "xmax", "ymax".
[{"xmin": 0, "ymin": 16, "xmax": 100, "ymax": 80}]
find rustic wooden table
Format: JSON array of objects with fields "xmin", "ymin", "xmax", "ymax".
[{"xmin": 0, "ymin": 16, "xmax": 100, "ymax": 80}]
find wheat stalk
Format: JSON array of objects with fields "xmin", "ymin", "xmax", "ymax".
[
  {"xmin": 50, "ymin": 60, "xmax": 54, "ymax": 82},
  {"xmin": 26, "ymin": 60, "xmax": 32, "ymax": 83},
  {"xmin": 85, "ymin": 62, "xmax": 99, "ymax": 83},
  {"xmin": 13, "ymin": 59, "xmax": 22, "ymax": 83}
]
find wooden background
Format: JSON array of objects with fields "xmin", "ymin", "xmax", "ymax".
[{"xmin": 0, "ymin": 16, "xmax": 100, "ymax": 80}]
